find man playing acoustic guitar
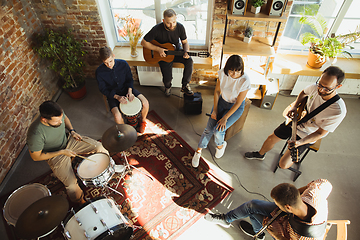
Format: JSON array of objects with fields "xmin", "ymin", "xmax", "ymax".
[
  {"xmin": 245, "ymin": 66, "xmax": 347, "ymax": 169},
  {"xmin": 141, "ymin": 8, "xmax": 194, "ymax": 97}
]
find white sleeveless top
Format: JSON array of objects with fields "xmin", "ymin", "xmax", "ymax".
[{"xmin": 218, "ymin": 69, "xmax": 251, "ymax": 103}]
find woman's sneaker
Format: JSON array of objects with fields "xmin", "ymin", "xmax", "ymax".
[{"xmin": 192, "ymin": 152, "xmax": 201, "ymax": 168}]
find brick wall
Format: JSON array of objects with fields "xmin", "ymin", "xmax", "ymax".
[
  {"xmin": 31, "ymin": 0, "xmax": 107, "ymax": 78},
  {"xmin": 0, "ymin": 0, "xmax": 58, "ymax": 183}
]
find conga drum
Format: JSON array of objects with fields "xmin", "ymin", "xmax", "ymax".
[{"xmin": 119, "ymin": 97, "xmax": 142, "ymax": 127}]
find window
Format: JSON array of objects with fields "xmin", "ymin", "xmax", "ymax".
[
  {"xmin": 279, "ymin": 0, "xmax": 360, "ymax": 56},
  {"xmin": 98, "ymin": 0, "xmax": 211, "ymax": 49}
]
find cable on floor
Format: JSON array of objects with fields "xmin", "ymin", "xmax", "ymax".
[{"xmin": 185, "ymin": 112, "xmax": 271, "ymax": 202}]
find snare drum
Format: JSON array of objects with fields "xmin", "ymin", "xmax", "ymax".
[
  {"xmin": 77, "ymin": 153, "xmax": 115, "ymax": 187},
  {"xmin": 63, "ymin": 196, "xmax": 133, "ymax": 240},
  {"xmin": 3, "ymin": 183, "xmax": 51, "ymax": 226},
  {"xmin": 119, "ymin": 97, "xmax": 142, "ymax": 127}
]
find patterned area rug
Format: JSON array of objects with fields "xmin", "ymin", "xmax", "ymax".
[{"xmin": 2, "ymin": 110, "xmax": 233, "ymax": 240}]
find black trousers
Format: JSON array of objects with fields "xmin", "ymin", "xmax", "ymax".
[{"xmin": 158, "ymin": 56, "xmax": 193, "ymax": 89}]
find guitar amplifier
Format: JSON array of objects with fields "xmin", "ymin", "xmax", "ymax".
[{"xmin": 184, "ymin": 92, "xmax": 202, "ymax": 115}]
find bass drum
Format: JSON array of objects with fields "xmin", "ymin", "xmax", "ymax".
[{"xmin": 63, "ymin": 196, "xmax": 133, "ymax": 240}]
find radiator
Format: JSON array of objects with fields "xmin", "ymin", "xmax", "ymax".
[
  {"xmin": 291, "ymin": 76, "xmax": 360, "ymax": 95},
  {"xmin": 137, "ymin": 66, "xmax": 183, "ymax": 88}
]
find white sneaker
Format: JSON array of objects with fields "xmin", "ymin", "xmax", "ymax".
[
  {"xmin": 215, "ymin": 141, "xmax": 227, "ymax": 159},
  {"xmin": 204, "ymin": 212, "xmax": 231, "ymax": 228},
  {"xmin": 192, "ymin": 152, "xmax": 201, "ymax": 168}
]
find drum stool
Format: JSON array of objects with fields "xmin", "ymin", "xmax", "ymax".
[{"xmin": 273, "ymin": 138, "xmax": 321, "ymax": 182}]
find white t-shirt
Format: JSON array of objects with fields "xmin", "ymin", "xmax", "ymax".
[
  {"xmin": 218, "ymin": 69, "xmax": 251, "ymax": 103},
  {"xmin": 296, "ymin": 84, "xmax": 347, "ymax": 139}
]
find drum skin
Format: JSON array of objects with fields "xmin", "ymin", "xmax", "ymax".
[
  {"xmin": 77, "ymin": 153, "xmax": 115, "ymax": 187},
  {"xmin": 3, "ymin": 183, "xmax": 51, "ymax": 226},
  {"xmin": 63, "ymin": 196, "xmax": 133, "ymax": 240},
  {"xmin": 119, "ymin": 97, "xmax": 142, "ymax": 126}
]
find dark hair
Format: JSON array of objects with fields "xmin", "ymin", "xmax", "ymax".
[
  {"xmin": 323, "ymin": 66, "xmax": 345, "ymax": 85},
  {"xmin": 39, "ymin": 101, "xmax": 63, "ymax": 120},
  {"xmin": 163, "ymin": 9, "xmax": 176, "ymax": 18},
  {"xmin": 223, "ymin": 55, "xmax": 244, "ymax": 77},
  {"xmin": 270, "ymin": 183, "xmax": 301, "ymax": 207},
  {"xmin": 99, "ymin": 46, "xmax": 113, "ymax": 61}
]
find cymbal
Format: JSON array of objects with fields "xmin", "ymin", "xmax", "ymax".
[
  {"xmin": 15, "ymin": 195, "xmax": 69, "ymax": 239},
  {"xmin": 102, "ymin": 124, "xmax": 137, "ymax": 152}
]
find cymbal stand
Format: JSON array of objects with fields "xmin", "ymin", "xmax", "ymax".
[{"xmin": 113, "ymin": 152, "xmax": 154, "ymax": 190}]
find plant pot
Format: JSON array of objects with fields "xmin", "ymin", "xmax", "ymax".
[
  {"xmin": 251, "ymin": 6, "xmax": 261, "ymax": 14},
  {"xmin": 65, "ymin": 83, "xmax": 87, "ymax": 100},
  {"xmin": 243, "ymin": 36, "xmax": 252, "ymax": 43},
  {"xmin": 307, "ymin": 50, "xmax": 326, "ymax": 69}
]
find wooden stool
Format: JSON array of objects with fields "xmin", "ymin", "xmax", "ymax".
[
  {"xmin": 324, "ymin": 220, "xmax": 350, "ymax": 240},
  {"xmin": 225, "ymin": 98, "xmax": 252, "ymax": 141},
  {"xmin": 273, "ymin": 138, "xmax": 322, "ymax": 181}
]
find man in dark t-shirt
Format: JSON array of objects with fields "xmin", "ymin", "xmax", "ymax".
[{"xmin": 141, "ymin": 8, "xmax": 194, "ymax": 97}]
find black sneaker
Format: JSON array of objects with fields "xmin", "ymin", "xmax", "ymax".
[
  {"xmin": 239, "ymin": 220, "xmax": 265, "ymax": 240},
  {"xmin": 181, "ymin": 84, "xmax": 194, "ymax": 95},
  {"xmin": 244, "ymin": 151, "xmax": 265, "ymax": 160}
]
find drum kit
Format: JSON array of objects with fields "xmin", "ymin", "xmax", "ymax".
[{"xmin": 3, "ymin": 122, "xmax": 149, "ymax": 239}]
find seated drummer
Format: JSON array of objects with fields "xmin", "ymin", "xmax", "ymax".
[
  {"xmin": 96, "ymin": 46, "xmax": 149, "ymax": 133},
  {"xmin": 27, "ymin": 101, "xmax": 108, "ymax": 204}
]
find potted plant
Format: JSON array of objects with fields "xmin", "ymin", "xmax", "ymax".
[
  {"xmin": 250, "ymin": 0, "xmax": 265, "ymax": 14},
  {"xmin": 299, "ymin": 14, "xmax": 360, "ymax": 68},
  {"xmin": 33, "ymin": 29, "xmax": 88, "ymax": 99},
  {"xmin": 243, "ymin": 26, "xmax": 254, "ymax": 43}
]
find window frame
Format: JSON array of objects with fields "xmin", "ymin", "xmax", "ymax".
[
  {"xmin": 95, "ymin": 0, "xmax": 213, "ymax": 50},
  {"xmin": 279, "ymin": 0, "xmax": 360, "ymax": 57}
]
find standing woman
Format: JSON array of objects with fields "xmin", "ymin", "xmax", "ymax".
[{"xmin": 192, "ymin": 55, "xmax": 250, "ymax": 167}]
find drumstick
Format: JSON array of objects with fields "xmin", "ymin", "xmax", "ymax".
[
  {"xmin": 75, "ymin": 154, "xmax": 96, "ymax": 163},
  {"xmin": 81, "ymin": 139, "xmax": 97, "ymax": 148}
]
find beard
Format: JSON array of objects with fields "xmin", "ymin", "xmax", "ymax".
[
  {"xmin": 164, "ymin": 24, "xmax": 176, "ymax": 31},
  {"xmin": 317, "ymin": 89, "xmax": 334, "ymax": 97}
]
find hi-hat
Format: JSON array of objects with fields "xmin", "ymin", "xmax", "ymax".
[
  {"xmin": 102, "ymin": 124, "xmax": 137, "ymax": 152},
  {"xmin": 15, "ymin": 195, "xmax": 69, "ymax": 239}
]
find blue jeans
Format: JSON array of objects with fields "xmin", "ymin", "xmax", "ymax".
[
  {"xmin": 225, "ymin": 199, "xmax": 277, "ymax": 233},
  {"xmin": 197, "ymin": 96, "xmax": 245, "ymax": 149}
]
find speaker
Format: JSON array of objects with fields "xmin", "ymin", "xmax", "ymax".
[
  {"xmin": 266, "ymin": 0, "xmax": 287, "ymax": 16},
  {"xmin": 260, "ymin": 93, "xmax": 277, "ymax": 110},
  {"xmin": 184, "ymin": 92, "xmax": 202, "ymax": 115},
  {"xmin": 231, "ymin": 0, "xmax": 247, "ymax": 15}
]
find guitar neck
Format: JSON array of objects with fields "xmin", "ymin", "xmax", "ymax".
[
  {"xmin": 291, "ymin": 117, "xmax": 297, "ymax": 142},
  {"xmin": 166, "ymin": 50, "xmax": 198, "ymax": 57}
]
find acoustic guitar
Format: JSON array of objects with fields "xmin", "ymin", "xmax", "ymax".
[
  {"xmin": 143, "ymin": 40, "xmax": 210, "ymax": 64},
  {"xmin": 282, "ymin": 97, "xmax": 308, "ymax": 162}
]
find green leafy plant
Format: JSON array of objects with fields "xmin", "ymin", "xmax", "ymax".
[
  {"xmin": 250, "ymin": 0, "xmax": 265, "ymax": 8},
  {"xmin": 244, "ymin": 26, "xmax": 254, "ymax": 38},
  {"xmin": 33, "ymin": 29, "xmax": 87, "ymax": 90},
  {"xmin": 299, "ymin": 13, "xmax": 360, "ymax": 59}
]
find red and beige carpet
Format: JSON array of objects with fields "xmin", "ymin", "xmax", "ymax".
[{"xmin": 2, "ymin": 110, "xmax": 233, "ymax": 240}]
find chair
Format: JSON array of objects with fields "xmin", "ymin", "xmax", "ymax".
[
  {"xmin": 225, "ymin": 98, "xmax": 252, "ymax": 141},
  {"xmin": 273, "ymin": 138, "xmax": 322, "ymax": 181},
  {"xmin": 324, "ymin": 220, "xmax": 350, "ymax": 240}
]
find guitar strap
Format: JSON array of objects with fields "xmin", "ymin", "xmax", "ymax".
[
  {"xmin": 288, "ymin": 214, "xmax": 327, "ymax": 238},
  {"xmin": 297, "ymin": 94, "xmax": 340, "ymax": 125}
]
